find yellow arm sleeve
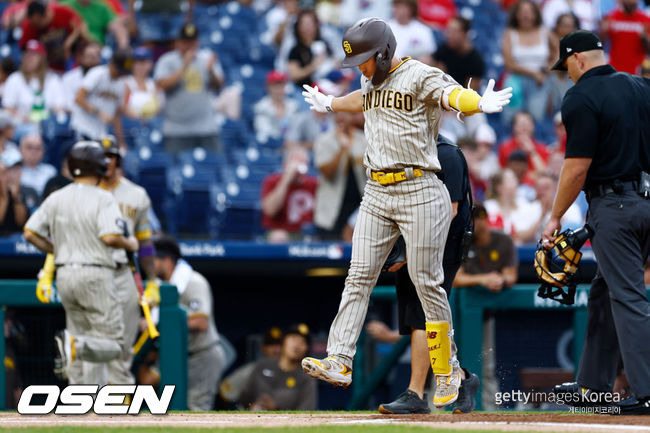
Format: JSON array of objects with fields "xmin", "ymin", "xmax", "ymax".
[{"xmin": 447, "ymin": 87, "xmax": 482, "ymax": 114}]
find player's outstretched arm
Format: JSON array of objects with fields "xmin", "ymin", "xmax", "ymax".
[
  {"xmin": 443, "ymin": 79, "xmax": 512, "ymax": 114},
  {"xmin": 302, "ymin": 85, "xmax": 363, "ymax": 113}
]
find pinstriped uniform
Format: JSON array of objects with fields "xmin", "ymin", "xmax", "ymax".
[
  {"xmin": 103, "ymin": 177, "xmax": 153, "ymax": 385},
  {"xmin": 327, "ymin": 58, "xmax": 459, "ymax": 369},
  {"xmin": 24, "ymin": 183, "xmax": 125, "ymax": 385}
]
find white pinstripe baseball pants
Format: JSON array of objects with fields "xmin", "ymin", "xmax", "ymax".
[
  {"xmin": 57, "ymin": 266, "xmax": 124, "ymax": 385},
  {"xmin": 327, "ymin": 172, "xmax": 458, "ymax": 368}
]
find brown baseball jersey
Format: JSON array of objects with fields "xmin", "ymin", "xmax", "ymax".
[
  {"xmin": 102, "ymin": 176, "xmax": 152, "ymax": 264},
  {"xmin": 24, "ymin": 183, "xmax": 125, "ymax": 267},
  {"xmin": 360, "ymin": 57, "xmax": 458, "ymax": 171}
]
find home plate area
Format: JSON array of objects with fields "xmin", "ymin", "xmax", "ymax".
[{"xmin": 1, "ymin": 412, "xmax": 650, "ymax": 432}]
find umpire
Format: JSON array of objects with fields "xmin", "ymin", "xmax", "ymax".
[
  {"xmin": 542, "ymin": 30, "xmax": 650, "ymax": 414},
  {"xmin": 377, "ymin": 135, "xmax": 479, "ymax": 414}
]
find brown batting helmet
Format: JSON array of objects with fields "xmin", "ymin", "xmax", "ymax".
[
  {"xmin": 68, "ymin": 141, "xmax": 108, "ymax": 178},
  {"xmin": 341, "ymin": 18, "xmax": 397, "ymax": 85}
]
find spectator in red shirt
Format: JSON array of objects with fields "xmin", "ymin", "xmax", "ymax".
[
  {"xmin": 261, "ymin": 147, "xmax": 318, "ymax": 243},
  {"xmin": 498, "ymin": 111, "xmax": 550, "ymax": 179},
  {"xmin": 418, "ymin": 0, "xmax": 457, "ymax": 30},
  {"xmin": 20, "ymin": 1, "xmax": 87, "ymax": 72},
  {"xmin": 601, "ymin": 0, "xmax": 650, "ymax": 74},
  {"xmin": 2, "ymin": 0, "xmax": 35, "ymax": 31}
]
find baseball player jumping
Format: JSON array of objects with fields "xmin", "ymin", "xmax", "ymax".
[
  {"xmin": 23, "ymin": 141, "xmax": 139, "ymax": 385},
  {"xmin": 301, "ymin": 18, "xmax": 511, "ymax": 407},
  {"xmin": 99, "ymin": 136, "xmax": 159, "ymax": 386}
]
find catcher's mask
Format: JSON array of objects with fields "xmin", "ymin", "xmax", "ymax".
[{"xmin": 534, "ymin": 225, "xmax": 593, "ymax": 305}]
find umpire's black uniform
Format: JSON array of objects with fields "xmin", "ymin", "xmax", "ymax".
[
  {"xmin": 396, "ymin": 134, "xmax": 472, "ymax": 334},
  {"xmin": 554, "ymin": 32, "xmax": 650, "ymax": 407}
]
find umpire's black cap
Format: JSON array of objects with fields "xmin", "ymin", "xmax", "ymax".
[
  {"xmin": 68, "ymin": 140, "xmax": 108, "ymax": 178},
  {"xmin": 552, "ymin": 30, "xmax": 603, "ymax": 71}
]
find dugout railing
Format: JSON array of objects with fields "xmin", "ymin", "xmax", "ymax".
[
  {"xmin": 0, "ymin": 280, "xmax": 188, "ymax": 410},
  {"xmin": 349, "ymin": 284, "xmax": 650, "ymax": 411}
]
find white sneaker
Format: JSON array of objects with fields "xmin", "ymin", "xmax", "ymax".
[
  {"xmin": 433, "ymin": 368, "xmax": 462, "ymax": 407},
  {"xmin": 301, "ymin": 356, "xmax": 352, "ymax": 388},
  {"xmin": 54, "ymin": 329, "xmax": 74, "ymax": 381}
]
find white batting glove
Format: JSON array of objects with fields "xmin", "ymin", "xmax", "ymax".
[
  {"xmin": 478, "ymin": 79, "xmax": 513, "ymax": 114},
  {"xmin": 302, "ymin": 84, "xmax": 334, "ymax": 113}
]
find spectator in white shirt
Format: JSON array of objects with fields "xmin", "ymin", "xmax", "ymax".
[
  {"xmin": 472, "ymin": 123, "xmax": 500, "ymax": 183},
  {"xmin": 388, "ymin": 0, "xmax": 436, "ymax": 64},
  {"xmin": 484, "ymin": 169, "xmax": 542, "ymax": 245},
  {"xmin": 254, "ymin": 70, "xmax": 299, "ymax": 143},
  {"xmin": 0, "ymin": 57, "xmax": 17, "ymax": 105},
  {"xmin": 62, "ymin": 41, "xmax": 102, "ymax": 112},
  {"xmin": 542, "ymin": 0, "xmax": 596, "ymax": 31},
  {"xmin": 71, "ymin": 48, "xmax": 131, "ymax": 145},
  {"xmin": 2, "ymin": 40, "xmax": 65, "ymax": 127},
  {"xmin": 124, "ymin": 46, "xmax": 162, "ymax": 121},
  {"xmin": 512, "ymin": 172, "xmax": 583, "ymax": 244},
  {"xmin": 18, "ymin": 132, "xmax": 56, "ymax": 197}
]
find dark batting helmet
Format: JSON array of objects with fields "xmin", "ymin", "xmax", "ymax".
[
  {"xmin": 68, "ymin": 141, "xmax": 108, "ymax": 178},
  {"xmin": 341, "ymin": 18, "xmax": 397, "ymax": 86},
  {"xmin": 100, "ymin": 134, "xmax": 122, "ymax": 167}
]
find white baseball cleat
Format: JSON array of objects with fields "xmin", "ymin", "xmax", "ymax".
[
  {"xmin": 53, "ymin": 329, "xmax": 74, "ymax": 381},
  {"xmin": 301, "ymin": 356, "xmax": 352, "ymax": 388},
  {"xmin": 433, "ymin": 368, "xmax": 462, "ymax": 407}
]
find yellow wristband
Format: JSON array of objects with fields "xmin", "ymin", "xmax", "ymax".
[{"xmin": 448, "ymin": 87, "xmax": 481, "ymax": 113}]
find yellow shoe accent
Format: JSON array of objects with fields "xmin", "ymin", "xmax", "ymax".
[
  {"xmin": 433, "ymin": 370, "xmax": 462, "ymax": 407},
  {"xmin": 70, "ymin": 335, "xmax": 76, "ymax": 363},
  {"xmin": 301, "ymin": 356, "xmax": 352, "ymax": 387}
]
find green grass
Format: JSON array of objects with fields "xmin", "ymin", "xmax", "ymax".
[{"xmin": 0, "ymin": 427, "xmax": 532, "ymax": 433}]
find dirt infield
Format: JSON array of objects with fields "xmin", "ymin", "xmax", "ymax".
[{"xmin": 1, "ymin": 412, "xmax": 650, "ymax": 432}]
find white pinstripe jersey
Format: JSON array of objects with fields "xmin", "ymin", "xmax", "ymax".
[
  {"xmin": 101, "ymin": 177, "xmax": 152, "ymax": 264},
  {"xmin": 24, "ymin": 183, "xmax": 124, "ymax": 267},
  {"xmin": 361, "ymin": 57, "xmax": 458, "ymax": 172}
]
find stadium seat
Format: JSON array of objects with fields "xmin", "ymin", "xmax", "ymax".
[{"xmin": 137, "ymin": 151, "xmax": 175, "ymax": 229}]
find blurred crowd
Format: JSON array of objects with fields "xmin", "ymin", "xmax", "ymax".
[{"xmin": 0, "ymin": 0, "xmax": 649, "ymax": 245}]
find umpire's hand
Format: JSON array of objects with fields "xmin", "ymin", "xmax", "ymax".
[{"xmin": 541, "ymin": 217, "xmax": 562, "ymax": 249}]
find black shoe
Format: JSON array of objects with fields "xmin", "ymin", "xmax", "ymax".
[
  {"xmin": 553, "ymin": 382, "xmax": 611, "ymax": 407},
  {"xmin": 453, "ymin": 372, "xmax": 479, "ymax": 413},
  {"xmin": 378, "ymin": 389, "xmax": 431, "ymax": 414},
  {"xmin": 617, "ymin": 397, "xmax": 650, "ymax": 415}
]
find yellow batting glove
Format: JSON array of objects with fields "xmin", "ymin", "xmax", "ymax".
[
  {"xmin": 143, "ymin": 280, "xmax": 160, "ymax": 306},
  {"xmin": 36, "ymin": 253, "xmax": 56, "ymax": 304}
]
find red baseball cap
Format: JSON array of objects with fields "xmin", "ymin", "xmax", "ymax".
[
  {"xmin": 25, "ymin": 39, "xmax": 46, "ymax": 57},
  {"xmin": 266, "ymin": 70, "xmax": 287, "ymax": 85}
]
